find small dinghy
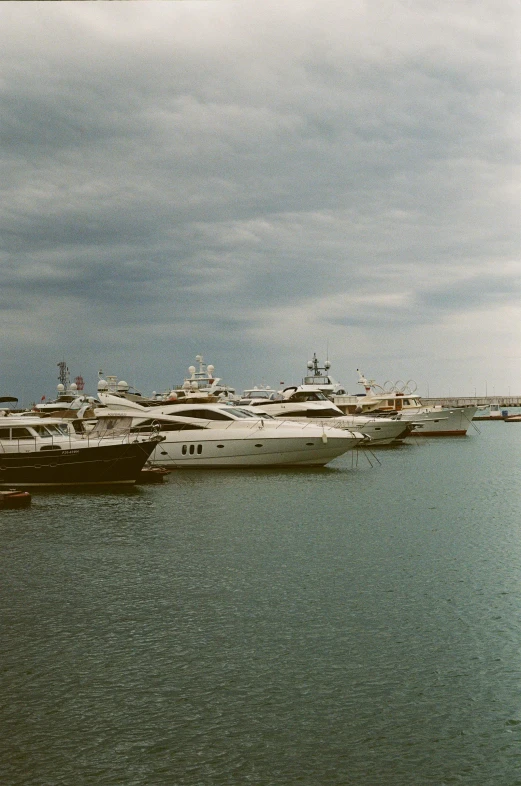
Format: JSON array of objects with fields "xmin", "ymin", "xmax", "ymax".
[
  {"xmin": 0, "ymin": 489, "xmax": 32, "ymax": 508},
  {"xmin": 137, "ymin": 465, "xmax": 171, "ymax": 484}
]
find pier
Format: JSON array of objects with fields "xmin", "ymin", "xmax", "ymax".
[{"xmin": 421, "ymin": 396, "xmax": 521, "ymax": 408}]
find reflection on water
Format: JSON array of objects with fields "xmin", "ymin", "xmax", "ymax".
[{"xmin": 1, "ymin": 424, "xmax": 521, "ymax": 785}]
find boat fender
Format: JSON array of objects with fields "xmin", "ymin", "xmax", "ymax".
[{"xmin": 321, "ymin": 433, "xmax": 328, "ymax": 443}]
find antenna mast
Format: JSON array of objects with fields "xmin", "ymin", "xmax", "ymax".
[{"xmin": 57, "ymin": 361, "xmax": 69, "ymax": 388}]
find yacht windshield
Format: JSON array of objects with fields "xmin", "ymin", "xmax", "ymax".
[
  {"xmin": 242, "ymin": 390, "xmax": 272, "ymax": 399},
  {"xmin": 289, "ymin": 391, "xmax": 327, "ymax": 402},
  {"xmin": 235, "ymin": 409, "xmax": 276, "ymax": 420},
  {"xmin": 175, "ymin": 408, "xmax": 234, "ymax": 421},
  {"xmin": 49, "ymin": 424, "xmax": 69, "ymax": 435},
  {"xmin": 32, "ymin": 425, "xmax": 56, "ymax": 437},
  {"xmin": 32, "ymin": 424, "xmax": 69, "ymax": 437},
  {"xmin": 228, "ymin": 408, "xmax": 262, "ymax": 419}
]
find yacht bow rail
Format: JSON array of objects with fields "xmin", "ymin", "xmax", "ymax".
[{"xmin": 0, "ymin": 431, "xmax": 148, "ymax": 453}]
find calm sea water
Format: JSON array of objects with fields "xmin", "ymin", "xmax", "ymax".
[{"xmin": 1, "ymin": 422, "xmax": 521, "ymax": 786}]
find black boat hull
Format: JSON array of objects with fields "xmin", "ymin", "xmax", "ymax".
[{"xmin": 0, "ymin": 441, "xmax": 157, "ymax": 487}]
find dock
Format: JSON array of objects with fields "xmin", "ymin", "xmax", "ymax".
[
  {"xmin": 419, "ymin": 396, "xmax": 520, "ymax": 422},
  {"xmin": 421, "ymin": 396, "xmax": 521, "ymax": 408}
]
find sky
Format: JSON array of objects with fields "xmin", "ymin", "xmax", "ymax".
[{"xmin": 1, "ymin": 0, "xmax": 520, "ymax": 404}]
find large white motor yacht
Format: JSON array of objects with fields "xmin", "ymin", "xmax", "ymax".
[
  {"xmin": 237, "ymin": 389, "xmax": 412, "ymax": 446},
  {"xmin": 95, "ymin": 397, "xmax": 366, "ymax": 467}
]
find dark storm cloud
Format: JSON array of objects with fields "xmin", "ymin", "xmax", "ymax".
[{"xmin": 0, "ymin": 0, "xmax": 519, "ymax": 399}]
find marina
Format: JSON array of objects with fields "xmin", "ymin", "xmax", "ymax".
[{"xmin": 2, "ymin": 3, "xmax": 518, "ymax": 783}]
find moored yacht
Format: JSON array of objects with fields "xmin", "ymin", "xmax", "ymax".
[
  {"xmin": 170, "ymin": 355, "xmax": 238, "ymax": 401},
  {"xmin": 0, "ymin": 412, "xmax": 163, "ymax": 487},
  {"xmin": 95, "ymin": 397, "xmax": 365, "ymax": 467},
  {"xmin": 96, "ymin": 355, "xmax": 237, "ymax": 407},
  {"xmin": 283, "ymin": 353, "xmax": 348, "ymax": 397},
  {"xmin": 238, "ymin": 389, "xmax": 411, "ymax": 446},
  {"xmin": 34, "ymin": 384, "xmax": 102, "ymax": 414},
  {"xmin": 34, "ymin": 361, "xmax": 101, "ymax": 414},
  {"xmin": 332, "ymin": 372, "xmax": 479, "ymax": 436}
]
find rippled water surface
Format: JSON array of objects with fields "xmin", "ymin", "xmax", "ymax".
[{"xmin": 2, "ymin": 423, "xmax": 521, "ymax": 785}]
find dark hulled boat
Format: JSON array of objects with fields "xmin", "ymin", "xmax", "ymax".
[{"xmin": 0, "ymin": 414, "xmax": 162, "ymax": 487}]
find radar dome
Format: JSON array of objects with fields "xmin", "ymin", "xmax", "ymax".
[
  {"xmin": 207, "ymin": 365, "xmax": 214, "ymax": 374},
  {"xmin": 97, "ymin": 379, "xmax": 108, "ymax": 391},
  {"xmin": 307, "ymin": 361, "xmax": 313, "ymax": 369},
  {"xmin": 57, "ymin": 384, "xmax": 65, "ymax": 392},
  {"xmin": 117, "ymin": 381, "xmax": 129, "ymax": 391},
  {"xmin": 70, "ymin": 382, "xmax": 77, "ymax": 391},
  {"xmin": 188, "ymin": 365, "xmax": 196, "ymax": 375},
  {"xmin": 191, "ymin": 381, "xmax": 199, "ymax": 390},
  {"xmin": 182, "ymin": 380, "xmax": 191, "ymax": 390},
  {"xmin": 324, "ymin": 361, "xmax": 331, "ymax": 369}
]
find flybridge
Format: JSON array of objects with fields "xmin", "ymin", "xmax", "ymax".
[
  {"xmin": 303, "ymin": 375, "xmax": 331, "ymax": 385},
  {"xmin": 300, "ymin": 353, "xmax": 347, "ymax": 395}
]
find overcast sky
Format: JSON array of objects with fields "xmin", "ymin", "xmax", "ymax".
[{"xmin": 1, "ymin": 0, "xmax": 520, "ymax": 403}]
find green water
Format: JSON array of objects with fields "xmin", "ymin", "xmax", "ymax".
[{"xmin": 1, "ymin": 423, "xmax": 521, "ymax": 785}]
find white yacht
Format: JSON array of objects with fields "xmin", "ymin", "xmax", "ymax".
[
  {"xmin": 34, "ymin": 383, "xmax": 103, "ymax": 414},
  {"xmin": 97, "ymin": 356, "xmax": 237, "ymax": 407},
  {"xmin": 170, "ymin": 355, "xmax": 238, "ymax": 401},
  {"xmin": 35, "ymin": 362, "xmax": 101, "ymax": 413},
  {"xmin": 283, "ymin": 353, "xmax": 348, "ymax": 397},
  {"xmin": 332, "ymin": 372, "xmax": 479, "ymax": 436},
  {"xmin": 237, "ymin": 389, "xmax": 411, "ymax": 446},
  {"xmin": 95, "ymin": 397, "xmax": 366, "ymax": 467}
]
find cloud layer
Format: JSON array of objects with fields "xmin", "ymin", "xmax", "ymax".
[{"xmin": 1, "ymin": 1, "xmax": 520, "ymax": 401}]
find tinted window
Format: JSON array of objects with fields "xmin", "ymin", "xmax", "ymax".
[
  {"xmin": 163, "ymin": 423, "xmax": 204, "ymax": 431},
  {"xmin": 11, "ymin": 428, "xmax": 33, "ymax": 439},
  {"xmin": 180, "ymin": 409, "xmax": 233, "ymax": 421},
  {"xmin": 32, "ymin": 426, "xmax": 54, "ymax": 437},
  {"xmin": 132, "ymin": 422, "xmax": 205, "ymax": 433}
]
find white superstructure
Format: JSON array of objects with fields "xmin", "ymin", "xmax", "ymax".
[{"xmin": 283, "ymin": 353, "xmax": 348, "ymax": 397}]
